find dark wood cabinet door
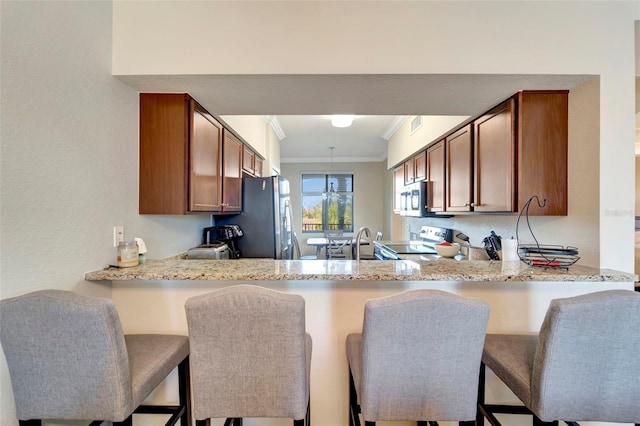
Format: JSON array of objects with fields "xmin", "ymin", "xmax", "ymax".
[
  {"xmin": 473, "ymin": 99, "xmax": 515, "ymax": 212},
  {"xmin": 413, "ymin": 151, "xmax": 426, "ymax": 182},
  {"xmin": 446, "ymin": 125, "xmax": 473, "ymax": 212},
  {"xmin": 242, "ymin": 144, "xmax": 264, "ymax": 177},
  {"xmin": 393, "ymin": 165, "xmax": 404, "ymax": 212},
  {"xmin": 242, "ymin": 145, "xmax": 255, "ymax": 174},
  {"xmin": 222, "ymin": 130, "xmax": 243, "ymax": 212},
  {"xmin": 404, "ymin": 159, "xmax": 415, "ymax": 185},
  {"xmin": 517, "ymin": 91, "xmax": 568, "ymax": 215},
  {"xmin": 254, "ymin": 157, "xmax": 263, "ymax": 177},
  {"xmin": 189, "ymin": 102, "xmax": 223, "ymax": 212},
  {"xmin": 139, "ymin": 94, "xmax": 190, "ymax": 214},
  {"xmin": 426, "ymin": 141, "xmax": 445, "ymax": 212}
]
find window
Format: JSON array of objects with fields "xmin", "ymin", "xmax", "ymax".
[{"xmin": 301, "ymin": 173, "xmax": 353, "ymax": 232}]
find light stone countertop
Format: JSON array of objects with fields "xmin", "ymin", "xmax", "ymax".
[{"xmin": 84, "ymin": 257, "xmax": 636, "ymax": 282}]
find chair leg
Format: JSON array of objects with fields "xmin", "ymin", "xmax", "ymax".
[
  {"xmin": 477, "ymin": 362, "xmax": 486, "ymax": 426},
  {"xmin": 196, "ymin": 420, "xmax": 209, "ymax": 426},
  {"xmin": 459, "ymin": 422, "xmax": 475, "ymax": 426},
  {"xmin": 19, "ymin": 421, "xmax": 41, "ymax": 426},
  {"xmin": 178, "ymin": 356, "xmax": 192, "ymax": 426},
  {"xmin": 418, "ymin": 422, "xmax": 428, "ymax": 426},
  {"xmin": 349, "ymin": 366, "xmax": 362, "ymax": 426},
  {"xmin": 294, "ymin": 419, "xmax": 304, "ymax": 426}
]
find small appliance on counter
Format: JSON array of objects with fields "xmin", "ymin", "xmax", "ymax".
[
  {"xmin": 186, "ymin": 244, "xmax": 231, "ymax": 260},
  {"xmin": 185, "ymin": 225, "xmax": 243, "ymax": 260}
]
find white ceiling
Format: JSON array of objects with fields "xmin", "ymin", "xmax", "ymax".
[
  {"xmin": 118, "ymin": 73, "xmax": 595, "ymax": 162},
  {"xmin": 276, "ymin": 115, "xmax": 399, "ymax": 162}
]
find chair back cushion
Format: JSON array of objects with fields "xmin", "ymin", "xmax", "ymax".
[
  {"xmin": 532, "ymin": 289, "xmax": 640, "ymax": 423},
  {"xmin": 0, "ymin": 290, "xmax": 133, "ymax": 421},
  {"xmin": 185, "ymin": 285, "xmax": 309, "ymax": 420},
  {"xmin": 360, "ymin": 289, "xmax": 490, "ymax": 421}
]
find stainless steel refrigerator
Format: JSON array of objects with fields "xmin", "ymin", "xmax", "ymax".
[{"xmin": 216, "ymin": 176, "xmax": 294, "ymax": 259}]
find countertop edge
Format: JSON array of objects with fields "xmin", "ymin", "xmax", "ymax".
[{"xmin": 84, "ymin": 259, "xmax": 637, "ymax": 283}]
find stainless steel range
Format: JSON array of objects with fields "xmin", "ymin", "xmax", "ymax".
[{"xmin": 373, "ymin": 226, "xmax": 458, "ymax": 260}]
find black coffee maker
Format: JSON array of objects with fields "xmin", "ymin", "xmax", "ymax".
[{"xmin": 202, "ymin": 225, "xmax": 243, "ymax": 259}]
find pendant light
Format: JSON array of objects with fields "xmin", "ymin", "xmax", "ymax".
[{"xmin": 322, "ymin": 146, "xmax": 339, "ymax": 201}]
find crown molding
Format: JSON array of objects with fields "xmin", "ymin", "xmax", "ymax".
[
  {"xmin": 382, "ymin": 116, "xmax": 408, "ymax": 141},
  {"xmin": 261, "ymin": 115, "xmax": 286, "ymax": 140}
]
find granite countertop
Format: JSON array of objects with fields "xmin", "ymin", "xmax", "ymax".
[{"xmin": 84, "ymin": 257, "xmax": 636, "ymax": 282}]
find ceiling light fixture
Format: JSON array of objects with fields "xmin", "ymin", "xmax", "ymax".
[
  {"xmin": 322, "ymin": 146, "xmax": 339, "ymax": 201},
  {"xmin": 331, "ymin": 115, "xmax": 354, "ymax": 128}
]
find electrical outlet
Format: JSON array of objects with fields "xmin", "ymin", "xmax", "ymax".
[{"xmin": 113, "ymin": 226, "xmax": 124, "ymax": 247}]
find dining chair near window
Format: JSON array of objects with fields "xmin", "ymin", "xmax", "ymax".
[
  {"xmin": 478, "ymin": 289, "xmax": 640, "ymax": 426},
  {"xmin": 0, "ymin": 289, "xmax": 191, "ymax": 426},
  {"xmin": 293, "ymin": 232, "xmax": 318, "ymax": 260},
  {"xmin": 185, "ymin": 285, "xmax": 312, "ymax": 426},
  {"xmin": 325, "ymin": 231, "xmax": 350, "ymax": 259},
  {"xmin": 347, "ymin": 289, "xmax": 490, "ymax": 426}
]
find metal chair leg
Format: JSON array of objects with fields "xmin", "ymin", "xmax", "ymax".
[
  {"xmin": 349, "ymin": 367, "xmax": 361, "ymax": 426},
  {"xmin": 178, "ymin": 356, "xmax": 192, "ymax": 426}
]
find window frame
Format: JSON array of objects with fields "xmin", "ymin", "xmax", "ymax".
[{"xmin": 301, "ymin": 173, "xmax": 354, "ymax": 233}]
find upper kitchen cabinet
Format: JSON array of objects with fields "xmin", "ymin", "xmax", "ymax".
[
  {"xmin": 516, "ymin": 91, "xmax": 568, "ymax": 215},
  {"xmin": 404, "ymin": 151, "xmax": 426, "ymax": 185},
  {"xmin": 396, "ymin": 90, "xmax": 568, "ymax": 217},
  {"xmin": 242, "ymin": 144, "xmax": 264, "ymax": 177},
  {"xmin": 445, "ymin": 124, "xmax": 473, "ymax": 212},
  {"xmin": 139, "ymin": 93, "xmax": 223, "ymax": 214},
  {"xmin": 473, "ymin": 98, "xmax": 516, "ymax": 213},
  {"xmin": 222, "ymin": 130, "xmax": 243, "ymax": 212},
  {"xmin": 426, "ymin": 140, "xmax": 445, "ymax": 212},
  {"xmin": 393, "ymin": 164, "xmax": 404, "ymax": 213}
]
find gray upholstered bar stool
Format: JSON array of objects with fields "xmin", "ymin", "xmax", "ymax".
[
  {"xmin": 0, "ymin": 289, "xmax": 191, "ymax": 426},
  {"xmin": 185, "ymin": 285, "xmax": 312, "ymax": 426},
  {"xmin": 478, "ymin": 289, "xmax": 640, "ymax": 426},
  {"xmin": 346, "ymin": 289, "xmax": 490, "ymax": 426}
]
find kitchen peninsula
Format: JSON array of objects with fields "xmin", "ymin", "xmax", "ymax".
[
  {"xmin": 85, "ymin": 257, "xmax": 633, "ymax": 283},
  {"xmin": 85, "ymin": 259, "xmax": 635, "ymax": 426}
]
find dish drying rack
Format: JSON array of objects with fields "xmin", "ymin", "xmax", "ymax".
[{"xmin": 516, "ymin": 196, "xmax": 580, "ymax": 269}]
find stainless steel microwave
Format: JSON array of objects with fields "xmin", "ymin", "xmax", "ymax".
[{"xmin": 400, "ymin": 181, "xmax": 428, "ymax": 217}]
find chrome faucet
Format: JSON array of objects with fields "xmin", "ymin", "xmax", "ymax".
[{"xmin": 355, "ymin": 226, "xmax": 371, "ymax": 261}]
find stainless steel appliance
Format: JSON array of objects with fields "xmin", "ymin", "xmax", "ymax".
[
  {"xmin": 400, "ymin": 181, "xmax": 429, "ymax": 217},
  {"xmin": 216, "ymin": 176, "xmax": 294, "ymax": 259},
  {"xmin": 186, "ymin": 225, "xmax": 243, "ymax": 259},
  {"xmin": 186, "ymin": 244, "xmax": 231, "ymax": 259},
  {"xmin": 373, "ymin": 225, "xmax": 458, "ymax": 260}
]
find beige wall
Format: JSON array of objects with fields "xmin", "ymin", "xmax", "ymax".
[
  {"xmin": 281, "ymin": 161, "xmax": 386, "ymax": 257},
  {"xmin": 0, "ymin": 3, "xmax": 211, "ymax": 423}
]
